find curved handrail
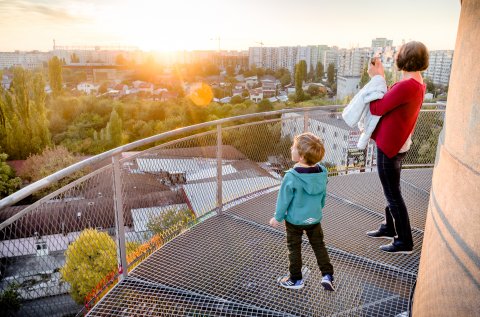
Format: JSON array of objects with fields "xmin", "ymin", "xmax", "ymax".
[
  {"xmin": 0, "ymin": 106, "xmax": 313, "ymax": 210},
  {"xmin": 0, "ymin": 103, "xmax": 444, "ymax": 210}
]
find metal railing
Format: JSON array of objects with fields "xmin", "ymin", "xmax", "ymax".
[{"xmin": 0, "ymin": 105, "xmax": 445, "ymax": 316}]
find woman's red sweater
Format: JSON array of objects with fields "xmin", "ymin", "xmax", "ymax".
[{"xmin": 370, "ymin": 78, "xmax": 426, "ymax": 158}]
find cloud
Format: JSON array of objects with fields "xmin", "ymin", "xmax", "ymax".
[{"xmin": 0, "ymin": 0, "xmax": 90, "ymax": 23}]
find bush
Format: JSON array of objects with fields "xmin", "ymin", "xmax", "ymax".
[
  {"xmin": 19, "ymin": 146, "xmax": 86, "ymax": 199},
  {"xmin": 230, "ymin": 95, "xmax": 243, "ymax": 105},
  {"xmin": 0, "ymin": 152, "xmax": 22, "ymax": 199},
  {"xmin": 0, "ymin": 283, "xmax": 21, "ymax": 313}
]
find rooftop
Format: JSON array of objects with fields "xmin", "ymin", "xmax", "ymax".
[{"xmin": 86, "ymin": 168, "xmax": 431, "ymax": 317}]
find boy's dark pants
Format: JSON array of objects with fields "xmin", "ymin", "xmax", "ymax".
[
  {"xmin": 376, "ymin": 148, "xmax": 414, "ymax": 248},
  {"xmin": 286, "ymin": 221, "xmax": 334, "ymax": 281}
]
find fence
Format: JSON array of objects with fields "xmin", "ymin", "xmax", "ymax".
[{"xmin": 0, "ymin": 106, "xmax": 444, "ymax": 316}]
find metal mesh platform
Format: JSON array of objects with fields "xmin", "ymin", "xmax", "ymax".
[{"xmin": 87, "ymin": 169, "xmax": 431, "ymax": 317}]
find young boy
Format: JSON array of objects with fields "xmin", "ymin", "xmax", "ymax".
[{"xmin": 269, "ymin": 132, "xmax": 335, "ymax": 291}]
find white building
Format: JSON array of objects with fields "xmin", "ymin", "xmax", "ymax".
[
  {"xmin": 248, "ymin": 45, "xmax": 338, "ymax": 75},
  {"xmin": 0, "ymin": 51, "xmax": 51, "ymax": 69},
  {"xmin": 249, "ymin": 88, "xmax": 263, "ymax": 103},
  {"xmin": 371, "ymin": 38, "xmax": 393, "ymax": 49},
  {"xmin": 338, "ymin": 48, "xmax": 371, "ymax": 77},
  {"xmin": 423, "ymin": 50, "xmax": 454, "ymax": 86},
  {"xmin": 324, "ymin": 47, "xmax": 340, "ymax": 70},
  {"xmin": 281, "ymin": 110, "xmax": 375, "ymax": 171},
  {"xmin": 77, "ymin": 82, "xmax": 98, "ymax": 94},
  {"xmin": 337, "ymin": 76, "xmax": 361, "ymax": 100}
]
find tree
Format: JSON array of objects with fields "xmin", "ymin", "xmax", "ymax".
[
  {"xmin": 223, "ymin": 122, "xmax": 291, "ymax": 162},
  {"xmin": 70, "ymin": 53, "xmax": 80, "ymax": 63},
  {"xmin": 147, "ymin": 208, "xmax": 194, "ymax": 236},
  {"xmin": 307, "ymin": 63, "xmax": 315, "ymax": 82},
  {"xmin": 280, "ymin": 72, "xmax": 291, "ymax": 87},
  {"xmin": 295, "ymin": 61, "xmax": 306, "ymax": 102},
  {"xmin": 298, "ymin": 60, "xmax": 307, "ymax": 82},
  {"xmin": 424, "ymin": 77, "xmax": 435, "ymax": 93},
  {"xmin": 19, "ymin": 146, "xmax": 84, "ymax": 199},
  {"xmin": 315, "ymin": 62, "xmax": 324, "ymax": 81},
  {"xmin": 98, "ymin": 82, "xmax": 109, "ymax": 94},
  {"xmin": 48, "ymin": 56, "xmax": 63, "ymax": 96},
  {"xmin": 0, "ymin": 68, "xmax": 50, "ymax": 159},
  {"xmin": 0, "ymin": 283, "xmax": 21, "ymax": 314},
  {"xmin": 0, "ymin": 152, "xmax": 21, "ymax": 199},
  {"xmin": 115, "ymin": 54, "xmax": 127, "ymax": 65},
  {"xmin": 327, "ymin": 63, "xmax": 335, "ymax": 86},
  {"xmin": 226, "ymin": 65, "xmax": 235, "ymax": 77},
  {"xmin": 61, "ymin": 229, "xmax": 117, "ymax": 304},
  {"xmin": 307, "ymin": 84, "xmax": 327, "ymax": 97},
  {"xmin": 108, "ymin": 108, "xmax": 123, "ymax": 147},
  {"xmin": 257, "ymin": 99, "xmax": 273, "ymax": 112},
  {"xmin": 384, "ymin": 70, "xmax": 394, "ymax": 87},
  {"xmin": 359, "ymin": 64, "xmax": 370, "ymax": 88},
  {"xmin": 230, "ymin": 95, "xmax": 243, "ymax": 105}
]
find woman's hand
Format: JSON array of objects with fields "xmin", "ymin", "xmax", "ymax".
[
  {"xmin": 269, "ymin": 217, "xmax": 280, "ymax": 228},
  {"xmin": 368, "ymin": 58, "xmax": 385, "ymax": 78}
]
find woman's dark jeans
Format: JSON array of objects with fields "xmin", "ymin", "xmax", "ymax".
[
  {"xmin": 377, "ymin": 147, "xmax": 414, "ymax": 249},
  {"xmin": 285, "ymin": 221, "xmax": 334, "ymax": 281}
]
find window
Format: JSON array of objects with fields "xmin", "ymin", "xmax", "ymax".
[
  {"xmin": 334, "ymin": 131, "xmax": 338, "ymax": 137},
  {"xmin": 322, "ymin": 127, "xmax": 326, "ymax": 133},
  {"xmin": 344, "ymin": 135, "xmax": 348, "ymax": 141},
  {"xmin": 333, "ymin": 144, "xmax": 337, "ymax": 150},
  {"xmin": 35, "ymin": 240, "xmax": 48, "ymax": 256}
]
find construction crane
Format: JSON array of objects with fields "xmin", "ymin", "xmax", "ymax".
[{"xmin": 255, "ymin": 41, "xmax": 265, "ymax": 47}]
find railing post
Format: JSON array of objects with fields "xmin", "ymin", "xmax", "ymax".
[
  {"xmin": 216, "ymin": 124, "xmax": 223, "ymax": 214},
  {"xmin": 112, "ymin": 154, "xmax": 128, "ymax": 280},
  {"xmin": 303, "ymin": 110, "xmax": 309, "ymax": 133}
]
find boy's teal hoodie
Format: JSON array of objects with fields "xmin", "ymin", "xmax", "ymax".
[{"xmin": 274, "ymin": 164, "xmax": 328, "ymax": 225}]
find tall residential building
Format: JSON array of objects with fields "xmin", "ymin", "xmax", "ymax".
[
  {"xmin": 423, "ymin": 50, "xmax": 454, "ymax": 86},
  {"xmin": 324, "ymin": 47, "xmax": 339, "ymax": 70},
  {"xmin": 371, "ymin": 38, "xmax": 393, "ymax": 48},
  {"xmin": 248, "ymin": 45, "xmax": 336, "ymax": 75},
  {"xmin": 0, "ymin": 51, "xmax": 51, "ymax": 69},
  {"xmin": 337, "ymin": 47, "xmax": 370, "ymax": 77}
]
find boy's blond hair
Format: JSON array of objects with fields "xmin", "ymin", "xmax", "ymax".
[{"xmin": 294, "ymin": 132, "xmax": 325, "ymax": 166}]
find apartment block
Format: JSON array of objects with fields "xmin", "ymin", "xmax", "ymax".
[
  {"xmin": 423, "ymin": 50, "xmax": 454, "ymax": 86},
  {"xmin": 0, "ymin": 51, "xmax": 51, "ymax": 69}
]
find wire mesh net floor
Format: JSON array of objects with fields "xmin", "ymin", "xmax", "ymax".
[{"xmin": 86, "ymin": 169, "xmax": 432, "ymax": 317}]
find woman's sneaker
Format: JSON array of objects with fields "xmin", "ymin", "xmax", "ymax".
[
  {"xmin": 278, "ymin": 275, "xmax": 304, "ymax": 289},
  {"xmin": 366, "ymin": 229, "xmax": 396, "ymax": 240},
  {"xmin": 321, "ymin": 274, "xmax": 335, "ymax": 291},
  {"xmin": 380, "ymin": 243, "xmax": 413, "ymax": 254}
]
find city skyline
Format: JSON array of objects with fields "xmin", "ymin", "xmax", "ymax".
[{"xmin": 1, "ymin": 0, "xmax": 460, "ymax": 52}]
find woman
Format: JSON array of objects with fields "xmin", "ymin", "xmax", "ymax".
[{"xmin": 366, "ymin": 41, "xmax": 429, "ymax": 254}]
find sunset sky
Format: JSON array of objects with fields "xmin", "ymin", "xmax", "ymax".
[{"xmin": 0, "ymin": 0, "xmax": 461, "ymax": 52}]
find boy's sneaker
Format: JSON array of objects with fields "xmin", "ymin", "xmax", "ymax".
[
  {"xmin": 380, "ymin": 243, "xmax": 413, "ymax": 254},
  {"xmin": 366, "ymin": 229, "xmax": 396, "ymax": 240},
  {"xmin": 278, "ymin": 275, "xmax": 304, "ymax": 289},
  {"xmin": 321, "ymin": 274, "xmax": 335, "ymax": 291}
]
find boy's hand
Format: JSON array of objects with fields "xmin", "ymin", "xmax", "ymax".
[{"xmin": 269, "ymin": 217, "xmax": 280, "ymax": 227}]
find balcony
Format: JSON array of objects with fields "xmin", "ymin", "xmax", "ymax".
[{"xmin": 0, "ymin": 106, "xmax": 444, "ymax": 316}]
